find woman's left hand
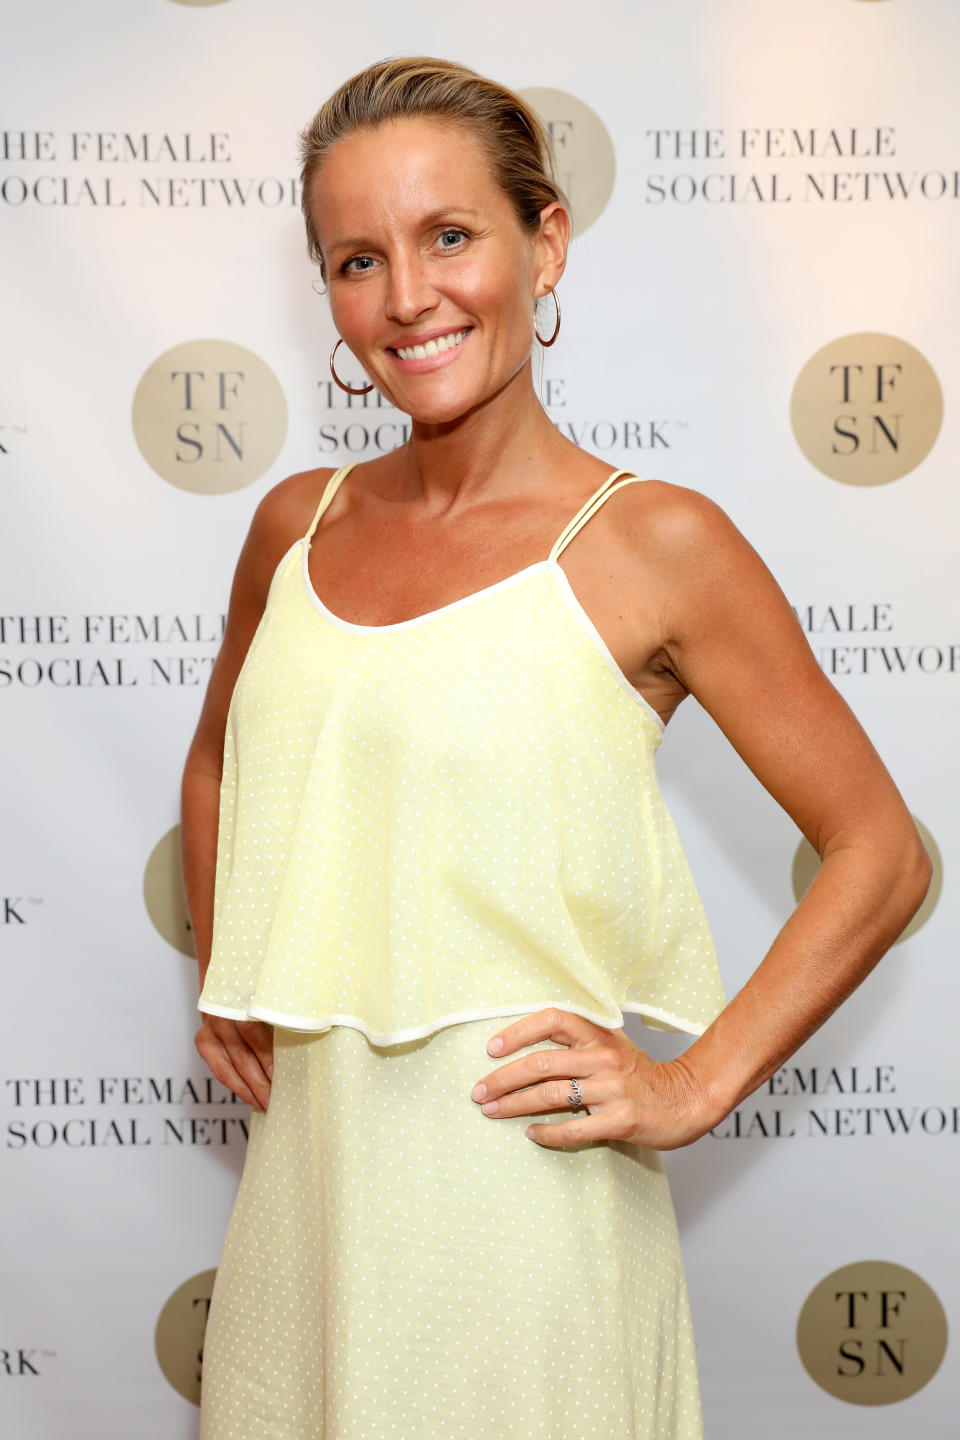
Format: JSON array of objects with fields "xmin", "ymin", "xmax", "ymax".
[{"xmin": 470, "ymin": 1008, "xmax": 719, "ymax": 1151}]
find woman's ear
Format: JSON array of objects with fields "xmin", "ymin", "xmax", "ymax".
[{"xmin": 534, "ymin": 200, "xmax": 570, "ymax": 292}]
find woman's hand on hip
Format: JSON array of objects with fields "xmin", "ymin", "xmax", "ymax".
[
  {"xmin": 194, "ymin": 1015, "xmax": 274, "ymax": 1112},
  {"xmin": 470, "ymin": 1008, "xmax": 717, "ymax": 1151}
]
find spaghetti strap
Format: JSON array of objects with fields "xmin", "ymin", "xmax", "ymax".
[
  {"xmin": 548, "ymin": 468, "xmax": 647, "ymax": 562},
  {"xmin": 306, "ymin": 462, "xmax": 645, "ymax": 556},
  {"xmin": 305, "ymin": 463, "xmax": 359, "ymax": 542}
]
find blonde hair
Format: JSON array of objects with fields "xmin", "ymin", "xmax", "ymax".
[{"xmin": 297, "ymin": 56, "xmax": 569, "ymax": 281}]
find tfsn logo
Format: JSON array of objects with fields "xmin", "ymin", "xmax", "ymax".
[
  {"xmin": 797, "ymin": 1260, "xmax": 947, "ymax": 1405},
  {"xmin": 790, "ymin": 333, "xmax": 942, "ymax": 486},
  {"xmin": 132, "ymin": 339, "xmax": 287, "ymax": 495}
]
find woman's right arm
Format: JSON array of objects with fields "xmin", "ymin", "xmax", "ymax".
[{"xmin": 180, "ymin": 470, "xmax": 330, "ymax": 1111}]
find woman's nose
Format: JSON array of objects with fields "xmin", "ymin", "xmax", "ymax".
[{"xmin": 384, "ymin": 256, "xmax": 437, "ymax": 325}]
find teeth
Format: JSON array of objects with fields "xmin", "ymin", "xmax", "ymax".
[{"xmin": 396, "ymin": 329, "xmax": 467, "ymax": 361}]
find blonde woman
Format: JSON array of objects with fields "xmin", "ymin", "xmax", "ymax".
[{"xmin": 180, "ymin": 56, "xmax": 930, "ymax": 1439}]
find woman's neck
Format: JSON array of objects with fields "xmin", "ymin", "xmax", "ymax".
[{"xmin": 388, "ymin": 367, "xmax": 573, "ymax": 509}]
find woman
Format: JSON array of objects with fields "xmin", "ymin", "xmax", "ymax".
[{"xmin": 180, "ymin": 56, "xmax": 931, "ymax": 1439}]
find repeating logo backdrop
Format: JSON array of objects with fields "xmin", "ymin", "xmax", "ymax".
[{"xmin": 1, "ymin": 2, "xmax": 956, "ymax": 1436}]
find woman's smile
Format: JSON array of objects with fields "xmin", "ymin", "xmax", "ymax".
[{"xmin": 389, "ymin": 325, "xmax": 473, "ymax": 371}]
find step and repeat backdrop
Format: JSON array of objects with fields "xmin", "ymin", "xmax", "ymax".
[{"xmin": 2, "ymin": 1, "xmax": 957, "ymax": 1435}]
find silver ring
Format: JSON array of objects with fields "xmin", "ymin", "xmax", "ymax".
[{"xmin": 566, "ymin": 1077, "xmax": 584, "ymax": 1110}]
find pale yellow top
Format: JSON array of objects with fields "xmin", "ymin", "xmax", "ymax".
[{"xmin": 197, "ymin": 464, "xmax": 727, "ymax": 1044}]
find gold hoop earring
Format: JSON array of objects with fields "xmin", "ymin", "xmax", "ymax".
[
  {"xmin": 330, "ymin": 338, "xmax": 374, "ymax": 396},
  {"xmin": 534, "ymin": 287, "xmax": 561, "ymax": 347}
]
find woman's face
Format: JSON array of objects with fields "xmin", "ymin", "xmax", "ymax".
[{"xmin": 310, "ymin": 116, "xmax": 565, "ymax": 424}]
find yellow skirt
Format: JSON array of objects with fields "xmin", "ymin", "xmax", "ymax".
[{"xmin": 199, "ymin": 1015, "xmax": 705, "ymax": 1439}]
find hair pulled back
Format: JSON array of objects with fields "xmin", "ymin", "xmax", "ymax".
[{"xmin": 297, "ymin": 56, "xmax": 569, "ymax": 281}]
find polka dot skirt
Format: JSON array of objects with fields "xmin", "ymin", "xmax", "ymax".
[{"xmin": 199, "ymin": 1015, "xmax": 705, "ymax": 1439}]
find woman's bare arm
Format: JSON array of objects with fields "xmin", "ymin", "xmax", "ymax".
[
  {"xmin": 475, "ymin": 485, "xmax": 932, "ymax": 1154},
  {"xmin": 642, "ymin": 484, "xmax": 931, "ymax": 1135}
]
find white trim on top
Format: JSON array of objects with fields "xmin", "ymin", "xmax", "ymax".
[
  {"xmin": 196, "ymin": 996, "xmax": 707, "ymax": 1044},
  {"xmin": 300, "ymin": 540, "xmax": 554, "ymax": 634},
  {"xmin": 547, "ymin": 562, "xmax": 667, "ymax": 734}
]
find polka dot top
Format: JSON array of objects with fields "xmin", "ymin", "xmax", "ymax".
[{"xmin": 197, "ymin": 463, "xmax": 727, "ymax": 1045}]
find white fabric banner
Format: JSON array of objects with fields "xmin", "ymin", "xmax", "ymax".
[{"xmin": 2, "ymin": 1, "xmax": 956, "ymax": 1434}]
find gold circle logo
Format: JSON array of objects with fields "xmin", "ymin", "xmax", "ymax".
[
  {"xmin": 797, "ymin": 1260, "xmax": 947, "ymax": 1404},
  {"xmin": 518, "ymin": 88, "xmax": 615, "ymax": 237},
  {"xmin": 132, "ymin": 339, "xmax": 287, "ymax": 493},
  {"xmin": 792, "ymin": 815, "xmax": 940, "ymax": 944},
  {"xmin": 155, "ymin": 1268, "xmax": 218, "ymax": 1404},
  {"xmin": 144, "ymin": 824, "xmax": 197, "ymax": 959},
  {"xmin": 790, "ymin": 333, "xmax": 942, "ymax": 485}
]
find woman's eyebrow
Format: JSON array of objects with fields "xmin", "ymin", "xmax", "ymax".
[{"xmin": 327, "ymin": 207, "xmax": 484, "ymax": 253}]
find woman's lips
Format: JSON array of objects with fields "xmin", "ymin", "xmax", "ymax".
[{"xmin": 387, "ymin": 326, "xmax": 472, "ymax": 373}]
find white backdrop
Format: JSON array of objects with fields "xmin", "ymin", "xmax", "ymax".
[{"xmin": 1, "ymin": 2, "xmax": 957, "ymax": 1435}]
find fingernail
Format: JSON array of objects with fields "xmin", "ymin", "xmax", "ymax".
[
  {"xmin": 525, "ymin": 1126, "xmax": 536, "ymax": 1139},
  {"xmin": 487, "ymin": 1038, "xmax": 503, "ymax": 1054},
  {"xmin": 471, "ymin": 1083, "xmax": 487, "ymax": 1100},
  {"xmin": 267, "ymin": 1064, "xmax": 274, "ymax": 1078}
]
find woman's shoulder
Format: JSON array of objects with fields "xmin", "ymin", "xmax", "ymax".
[
  {"xmin": 224, "ymin": 466, "xmax": 341, "ymax": 607},
  {"xmin": 612, "ymin": 475, "xmax": 748, "ymax": 575},
  {"xmin": 255, "ymin": 456, "xmax": 396, "ymax": 532},
  {"xmin": 250, "ymin": 464, "xmax": 343, "ymax": 545},
  {"xmin": 257, "ymin": 463, "xmax": 341, "ymax": 519},
  {"xmin": 620, "ymin": 478, "xmax": 796, "ymax": 669}
]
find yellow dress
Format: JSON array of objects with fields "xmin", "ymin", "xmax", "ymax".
[{"xmin": 197, "ymin": 463, "xmax": 726, "ymax": 1439}]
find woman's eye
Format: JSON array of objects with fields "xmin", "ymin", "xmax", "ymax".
[
  {"xmin": 437, "ymin": 228, "xmax": 467, "ymax": 250},
  {"xmin": 342, "ymin": 255, "xmax": 376, "ymax": 274}
]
